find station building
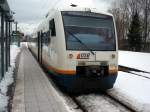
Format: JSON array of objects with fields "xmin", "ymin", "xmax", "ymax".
[{"xmin": 0, "ymin": 0, "xmax": 13, "ymax": 81}]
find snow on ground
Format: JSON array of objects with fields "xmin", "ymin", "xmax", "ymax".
[
  {"xmin": 119, "ymin": 51, "xmax": 150, "ymax": 72},
  {"xmin": 0, "ymin": 45, "xmax": 20, "ymax": 111},
  {"xmin": 2, "ymin": 45, "xmax": 148, "ymax": 112},
  {"xmin": 76, "ymin": 51, "xmax": 150, "ymax": 112},
  {"xmin": 77, "ymin": 94, "xmax": 130, "ymax": 112},
  {"xmin": 107, "ymin": 71, "xmax": 150, "ymax": 112},
  {"xmin": 117, "ymin": 51, "xmax": 150, "ymax": 111},
  {"xmin": 20, "ymin": 42, "xmax": 28, "ymax": 48},
  {"xmin": 74, "ymin": 50, "xmax": 150, "ymax": 112}
]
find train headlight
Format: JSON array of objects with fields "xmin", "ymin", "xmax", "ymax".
[
  {"xmin": 111, "ymin": 54, "xmax": 115, "ymax": 59},
  {"xmin": 109, "ymin": 65, "xmax": 118, "ymax": 74},
  {"xmin": 68, "ymin": 54, "xmax": 74, "ymax": 59}
]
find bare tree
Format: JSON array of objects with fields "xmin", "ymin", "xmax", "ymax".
[
  {"xmin": 140, "ymin": 0, "xmax": 150, "ymax": 50},
  {"xmin": 109, "ymin": 0, "xmax": 150, "ymax": 52}
]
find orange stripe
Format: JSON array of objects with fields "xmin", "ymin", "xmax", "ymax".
[
  {"xmin": 42, "ymin": 59, "xmax": 76, "ymax": 75},
  {"xmin": 109, "ymin": 69, "xmax": 118, "ymax": 75},
  {"xmin": 42, "ymin": 59, "xmax": 117, "ymax": 75},
  {"xmin": 47, "ymin": 66, "xmax": 76, "ymax": 75}
]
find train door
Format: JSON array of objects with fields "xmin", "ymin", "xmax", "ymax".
[
  {"xmin": 40, "ymin": 31, "xmax": 43, "ymax": 64},
  {"xmin": 37, "ymin": 31, "xmax": 43, "ymax": 64},
  {"xmin": 37, "ymin": 32, "xmax": 40, "ymax": 62}
]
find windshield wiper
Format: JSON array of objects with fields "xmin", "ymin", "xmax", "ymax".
[{"xmin": 66, "ymin": 31, "xmax": 95, "ymax": 55}]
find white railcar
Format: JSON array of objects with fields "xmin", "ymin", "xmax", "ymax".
[{"xmin": 28, "ymin": 7, "xmax": 118, "ymax": 92}]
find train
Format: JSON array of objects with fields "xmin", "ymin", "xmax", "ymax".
[{"xmin": 28, "ymin": 7, "xmax": 118, "ymax": 92}]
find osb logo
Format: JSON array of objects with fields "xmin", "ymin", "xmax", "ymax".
[{"xmin": 77, "ymin": 53, "xmax": 90, "ymax": 59}]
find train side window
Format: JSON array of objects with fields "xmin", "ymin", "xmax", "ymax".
[
  {"xmin": 49, "ymin": 19, "xmax": 56, "ymax": 36},
  {"xmin": 42, "ymin": 31, "xmax": 51, "ymax": 45}
]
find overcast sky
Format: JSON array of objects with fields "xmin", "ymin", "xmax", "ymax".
[{"xmin": 8, "ymin": 0, "xmax": 114, "ymax": 34}]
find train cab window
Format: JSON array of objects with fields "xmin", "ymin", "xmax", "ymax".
[
  {"xmin": 49, "ymin": 19, "xmax": 56, "ymax": 36},
  {"xmin": 62, "ymin": 11, "xmax": 116, "ymax": 51}
]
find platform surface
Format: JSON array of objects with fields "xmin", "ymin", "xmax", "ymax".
[{"xmin": 12, "ymin": 46, "xmax": 68, "ymax": 112}]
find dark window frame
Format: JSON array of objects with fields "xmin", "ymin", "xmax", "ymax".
[
  {"xmin": 49, "ymin": 19, "xmax": 56, "ymax": 36},
  {"xmin": 61, "ymin": 11, "xmax": 117, "ymax": 51}
]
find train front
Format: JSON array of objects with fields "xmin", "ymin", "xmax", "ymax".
[{"xmin": 61, "ymin": 10, "xmax": 118, "ymax": 92}]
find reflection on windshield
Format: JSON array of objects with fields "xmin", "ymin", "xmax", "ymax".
[{"xmin": 65, "ymin": 26, "xmax": 116, "ymax": 51}]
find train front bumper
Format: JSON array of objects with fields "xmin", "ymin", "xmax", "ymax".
[{"xmin": 54, "ymin": 73, "xmax": 117, "ymax": 93}]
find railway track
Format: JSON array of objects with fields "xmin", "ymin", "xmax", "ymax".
[
  {"xmin": 119, "ymin": 65, "xmax": 150, "ymax": 73},
  {"xmin": 68, "ymin": 65, "xmax": 150, "ymax": 112},
  {"xmin": 119, "ymin": 65, "xmax": 150, "ymax": 79},
  {"xmin": 43, "ymin": 61, "xmax": 141, "ymax": 112},
  {"xmin": 128, "ymin": 71, "xmax": 150, "ymax": 79},
  {"xmin": 44, "ymin": 69, "xmax": 135, "ymax": 112},
  {"xmin": 44, "ymin": 65, "xmax": 140, "ymax": 112},
  {"xmin": 71, "ymin": 96, "xmax": 88, "ymax": 112},
  {"xmin": 104, "ymin": 92, "xmax": 136, "ymax": 112},
  {"xmin": 69, "ymin": 92, "xmax": 135, "ymax": 112}
]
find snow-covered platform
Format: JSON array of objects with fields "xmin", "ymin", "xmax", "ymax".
[{"xmin": 12, "ymin": 46, "xmax": 69, "ymax": 112}]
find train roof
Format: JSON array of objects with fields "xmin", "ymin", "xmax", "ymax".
[
  {"xmin": 60, "ymin": 8, "xmax": 112, "ymax": 16},
  {"xmin": 45, "ymin": 7, "xmax": 113, "ymax": 18},
  {"xmin": 35, "ymin": 7, "xmax": 113, "ymax": 34}
]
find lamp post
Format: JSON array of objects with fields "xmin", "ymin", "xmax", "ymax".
[
  {"xmin": 0, "ymin": 0, "xmax": 6, "ymax": 80},
  {"xmin": 0, "ymin": 0, "xmax": 12, "ymax": 81},
  {"xmin": 5, "ymin": 11, "xmax": 14, "ymax": 71},
  {"xmin": 0, "ymin": 0, "xmax": 5, "ymax": 4},
  {"xmin": 15, "ymin": 21, "xmax": 20, "ymax": 47},
  {"xmin": 1, "ymin": 10, "xmax": 5, "ymax": 79},
  {"xmin": 13, "ymin": 21, "xmax": 19, "ymax": 46},
  {"xmin": 8, "ymin": 15, "xmax": 14, "ymax": 66},
  {"xmin": 15, "ymin": 21, "xmax": 18, "ymax": 32},
  {"xmin": 5, "ymin": 15, "xmax": 9, "ymax": 71}
]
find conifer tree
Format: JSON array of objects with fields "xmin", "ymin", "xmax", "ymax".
[{"xmin": 128, "ymin": 12, "xmax": 142, "ymax": 51}]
